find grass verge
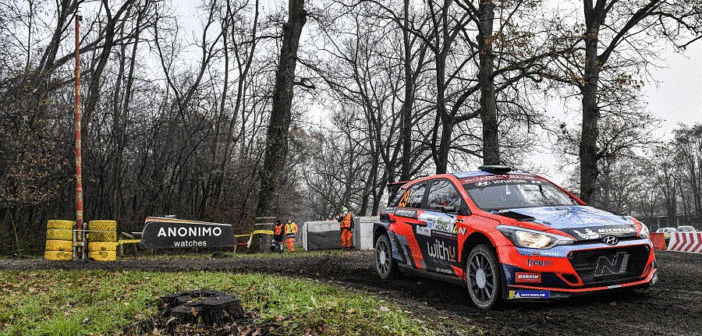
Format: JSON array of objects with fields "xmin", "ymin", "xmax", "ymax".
[{"xmin": 0, "ymin": 269, "xmax": 480, "ymax": 336}]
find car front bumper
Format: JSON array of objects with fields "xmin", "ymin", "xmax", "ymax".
[{"xmin": 497, "ymin": 239, "xmax": 657, "ymax": 300}]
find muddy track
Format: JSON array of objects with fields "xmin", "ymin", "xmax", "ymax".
[{"xmin": 2, "ymin": 250, "xmax": 701, "ymax": 335}]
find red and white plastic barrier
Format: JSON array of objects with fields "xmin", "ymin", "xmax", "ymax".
[
  {"xmin": 649, "ymin": 232, "xmax": 666, "ymax": 251},
  {"xmin": 668, "ymin": 232, "xmax": 702, "ymax": 254}
]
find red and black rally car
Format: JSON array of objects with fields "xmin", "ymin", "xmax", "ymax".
[{"xmin": 373, "ymin": 166, "xmax": 657, "ymax": 309}]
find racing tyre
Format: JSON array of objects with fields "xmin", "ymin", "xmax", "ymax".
[
  {"xmin": 374, "ymin": 234, "xmax": 398, "ymax": 279},
  {"xmin": 47, "ymin": 220, "xmax": 74, "ymax": 230},
  {"xmin": 466, "ymin": 244, "xmax": 502, "ymax": 310}
]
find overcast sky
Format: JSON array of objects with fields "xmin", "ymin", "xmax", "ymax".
[
  {"xmin": 644, "ymin": 42, "xmax": 702, "ymax": 138},
  {"xmin": 171, "ymin": 0, "xmax": 700, "ymax": 184}
]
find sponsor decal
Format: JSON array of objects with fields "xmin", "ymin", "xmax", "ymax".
[
  {"xmin": 596, "ymin": 226, "xmax": 636, "ymax": 234},
  {"xmin": 416, "ymin": 226, "xmax": 431, "ymax": 236},
  {"xmin": 461, "ymin": 175, "xmax": 539, "ymax": 184},
  {"xmin": 594, "ymin": 252, "xmax": 629, "ymax": 277},
  {"xmin": 515, "ymin": 272, "xmax": 542, "ymax": 283},
  {"xmin": 531, "ymin": 250, "xmax": 562, "ymax": 258},
  {"xmin": 566, "ymin": 225, "xmax": 637, "ymax": 240},
  {"xmin": 509, "ymin": 290, "xmax": 551, "ymax": 299},
  {"xmin": 527, "ymin": 259, "xmax": 553, "ymax": 267},
  {"xmin": 157, "ymin": 226, "xmax": 222, "ymax": 238},
  {"xmin": 418, "ymin": 213, "xmax": 457, "ymax": 235},
  {"xmin": 173, "ymin": 240, "xmax": 207, "ymax": 247},
  {"xmin": 435, "ymin": 268, "xmax": 455, "ymax": 275},
  {"xmin": 427, "ymin": 240, "xmax": 457, "ymax": 262},
  {"xmin": 141, "ymin": 220, "xmax": 235, "ymax": 249},
  {"xmin": 395, "ymin": 208, "xmax": 418, "ymax": 219},
  {"xmin": 458, "ymin": 227, "xmax": 467, "ymax": 236},
  {"xmin": 433, "ymin": 217, "xmax": 456, "ymax": 233},
  {"xmin": 572, "ymin": 228, "xmax": 600, "ymax": 240},
  {"xmin": 517, "ymin": 249, "xmax": 564, "ymax": 258}
]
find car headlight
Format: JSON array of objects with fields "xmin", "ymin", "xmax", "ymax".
[
  {"xmin": 638, "ymin": 223, "xmax": 650, "ymax": 239},
  {"xmin": 627, "ymin": 216, "xmax": 649, "ymax": 239},
  {"xmin": 496, "ymin": 225, "xmax": 574, "ymax": 249}
]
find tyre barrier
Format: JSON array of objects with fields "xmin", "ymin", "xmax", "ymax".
[
  {"xmin": 88, "ymin": 220, "xmax": 117, "ymax": 242},
  {"xmin": 45, "ymin": 239, "xmax": 73, "ymax": 252},
  {"xmin": 89, "ymin": 250, "xmax": 116, "ymax": 261},
  {"xmin": 45, "ymin": 220, "xmax": 76, "ymax": 260},
  {"xmin": 46, "ymin": 229, "xmax": 73, "ymax": 241},
  {"xmin": 668, "ymin": 232, "xmax": 702, "ymax": 254},
  {"xmin": 47, "ymin": 219, "xmax": 75, "ymax": 230},
  {"xmin": 88, "ymin": 242, "xmax": 118, "ymax": 251},
  {"xmin": 89, "ymin": 220, "xmax": 117, "ymax": 231},
  {"xmin": 87, "ymin": 220, "xmax": 118, "ymax": 261},
  {"xmin": 44, "ymin": 251, "xmax": 72, "ymax": 261},
  {"xmin": 88, "ymin": 231, "xmax": 118, "ymax": 242}
]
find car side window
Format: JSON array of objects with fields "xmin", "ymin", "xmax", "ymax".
[
  {"xmin": 388, "ymin": 188, "xmax": 404, "ymax": 207},
  {"xmin": 401, "ymin": 182, "xmax": 427, "ymax": 209},
  {"xmin": 427, "ymin": 179, "xmax": 463, "ymax": 211}
]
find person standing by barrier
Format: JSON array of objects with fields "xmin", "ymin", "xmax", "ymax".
[
  {"xmin": 285, "ymin": 218, "xmax": 298, "ymax": 252},
  {"xmin": 272, "ymin": 219, "xmax": 284, "ymax": 253},
  {"xmin": 337, "ymin": 207, "xmax": 354, "ymax": 250}
]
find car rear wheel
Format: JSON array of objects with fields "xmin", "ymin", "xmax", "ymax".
[
  {"xmin": 466, "ymin": 244, "xmax": 502, "ymax": 309},
  {"xmin": 375, "ymin": 234, "xmax": 398, "ymax": 279}
]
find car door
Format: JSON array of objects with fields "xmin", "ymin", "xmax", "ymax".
[
  {"xmin": 391, "ymin": 181, "xmax": 430, "ymax": 271},
  {"xmin": 417, "ymin": 179, "xmax": 465, "ymax": 275}
]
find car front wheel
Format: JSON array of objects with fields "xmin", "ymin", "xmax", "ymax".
[
  {"xmin": 466, "ymin": 244, "xmax": 502, "ymax": 309},
  {"xmin": 374, "ymin": 233, "xmax": 398, "ymax": 279}
]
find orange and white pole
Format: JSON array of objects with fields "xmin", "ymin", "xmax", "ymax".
[{"xmin": 74, "ymin": 14, "xmax": 85, "ymax": 260}]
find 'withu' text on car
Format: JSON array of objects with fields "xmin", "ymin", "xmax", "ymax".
[{"xmin": 373, "ymin": 166, "xmax": 657, "ymax": 309}]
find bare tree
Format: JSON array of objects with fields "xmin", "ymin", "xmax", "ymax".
[
  {"xmin": 256, "ymin": 0, "xmax": 307, "ymax": 217},
  {"xmin": 574, "ymin": 0, "xmax": 701, "ymax": 203}
]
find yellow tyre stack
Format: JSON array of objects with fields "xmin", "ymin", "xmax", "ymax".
[
  {"xmin": 45, "ymin": 220, "xmax": 75, "ymax": 261},
  {"xmin": 88, "ymin": 220, "xmax": 117, "ymax": 261}
]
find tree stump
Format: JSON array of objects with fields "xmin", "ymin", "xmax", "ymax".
[{"xmin": 159, "ymin": 290, "xmax": 245, "ymax": 329}]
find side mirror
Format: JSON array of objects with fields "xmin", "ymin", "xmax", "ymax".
[
  {"xmin": 441, "ymin": 205, "xmax": 456, "ymax": 213},
  {"xmin": 457, "ymin": 206, "xmax": 471, "ymax": 216}
]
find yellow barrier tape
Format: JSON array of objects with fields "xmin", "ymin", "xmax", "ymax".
[
  {"xmin": 251, "ymin": 230, "xmax": 274, "ymax": 235},
  {"xmin": 117, "ymin": 239, "xmax": 141, "ymax": 245},
  {"xmin": 235, "ymin": 234, "xmax": 251, "ymax": 238}
]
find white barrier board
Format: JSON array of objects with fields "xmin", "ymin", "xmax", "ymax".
[
  {"xmin": 302, "ymin": 216, "xmax": 376, "ymax": 251},
  {"xmin": 668, "ymin": 232, "xmax": 702, "ymax": 253}
]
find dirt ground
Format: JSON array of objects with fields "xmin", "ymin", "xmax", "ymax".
[{"xmin": 2, "ymin": 250, "xmax": 701, "ymax": 336}]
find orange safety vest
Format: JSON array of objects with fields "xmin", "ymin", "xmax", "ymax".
[
  {"xmin": 274, "ymin": 225, "xmax": 283, "ymax": 235},
  {"xmin": 340, "ymin": 213, "xmax": 353, "ymax": 229}
]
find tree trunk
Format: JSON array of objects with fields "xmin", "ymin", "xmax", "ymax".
[
  {"xmin": 434, "ymin": 45, "xmax": 450, "ymax": 174},
  {"xmin": 579, "ymin": 3, "xmax": 603, "ymax": 203},
  {"xmin": 478, "ymin": 0, "xmax": 499, "ymax": 165},
  {"xmin": 399, "ymin": 0, "xmax": 414, "ymax": 181},
  {"xmin": 256, "ymin": 0, "xmax": 306, "ymax": 217}
]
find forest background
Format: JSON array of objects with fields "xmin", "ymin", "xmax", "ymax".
[{"xmin": 0, "ymin": 0, "xmax": 700, "ymax": 255}]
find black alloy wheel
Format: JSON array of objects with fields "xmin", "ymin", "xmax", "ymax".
[
  {"xmin": 375, "ymin": 234, "xmax": 397, "ymax": 279},
  {"xmin": 466, "ymin": 244, "xmax": 502, "ymax": 309}
]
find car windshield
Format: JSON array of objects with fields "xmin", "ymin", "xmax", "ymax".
[
  {"xmin": 463, "ymin": 178, "xmax": 577, "ymax": 211},
  {"xmin": 678, "ymin": 226, "xmax": 696, "ymax": 232}
]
